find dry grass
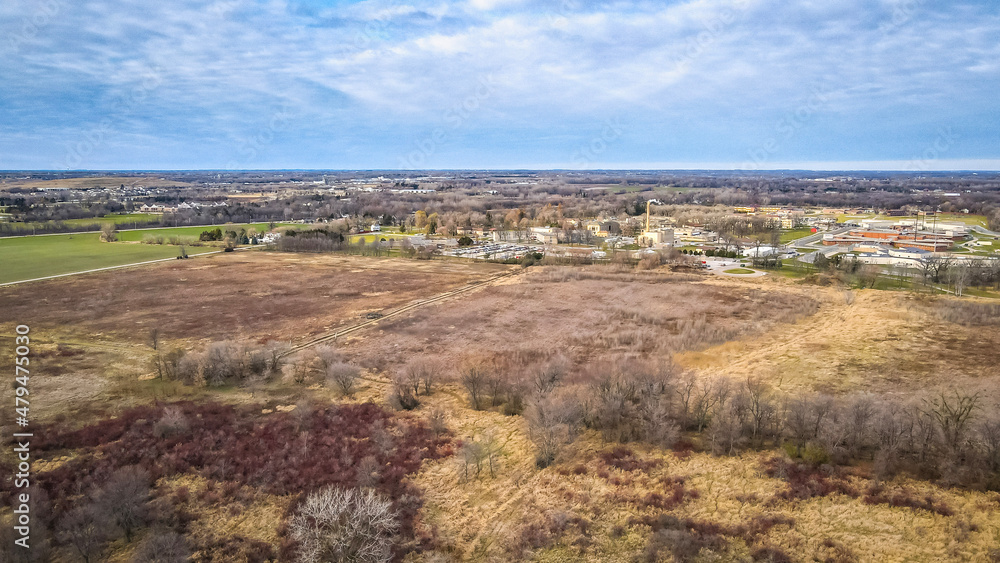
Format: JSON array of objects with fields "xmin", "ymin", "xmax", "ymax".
[
  {"xmin": 5, "ymin": 258, "xmax": 1000, "ymax": 561},
  {"xmin": 341, "ymin": 265, "xmax": 819, "ymax": 375},
  {"xmin": 675, "ymin": 287, "xmax": 1000, "ymax": 404}
]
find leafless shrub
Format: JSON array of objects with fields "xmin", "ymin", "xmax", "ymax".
[
  {"xmin": 57, "ymin": 504, "xmax": 110, "ymax": 563},
  {"xmin": 399, "ymin": 359, "xmax": 440, "ymax": 395},
  {"xmin": 152, "ymin": 406, "xmax": 189, "ymax": 438},
  {"xmin": 289, "ymin": 487, "xmax": 398, "ymax": 563},
  {"xmin": 427, "ymin": 408, "xmax": 448, "ymax": 437},
  {"xmin": 130, "ymin": 531, "xmax": 190, "ymax": 563},
  {"xmin": 460, "ymin": 431, "xmax": 503, "ymax": 479},
  {"xmin": 327, "ymin": 362, "xmax": 362, "ymax": 397},
  {"xmin": 92, "ymin": 466, "xmax": 150, "ymax": 543},
  {"xmin": 586, "ymin": 359, "xmax": 679, "ymax": 447},
  {"xmin": 529, "ymin": 354, "xmax": 569, "ymax": 395},
  {"xmin": 932, "ymin": 300, "xmax": 1000, "ymax": 326},
  {"xmin": 526, "ymin": 387, "xmax": 585, "ymax": 467},
  {"xmin": 388, "ymin": 374, "xmax": 420, "ymax": 411},
  {"xmin": 460, "ymin": 360, "xmax": 490, "ymax": 410}
]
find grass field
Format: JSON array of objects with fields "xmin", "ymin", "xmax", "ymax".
[
  {"xmin": 0, "ymin": 223, "xmax": 291, "ymax": 284},
  {"xmin": 2, "ymin": 213, "xmax": 162, "ymax": 232},
  {"xmin": 347, "ymin": 232, "xmax": 411, "ymax": 244},
  {"xmin": 724, "ymin": 268, "xmax": 756, "ymax": 274},
  {"xmin": 0, "ymin": 233, "xmax": 189, "ymax": 284},
  {"xmin": 779, "ymin": 227, "xmax": 815, "ymax": 243},
  {"xmin": 836, "ymin": 213, "xmax": 989, "ymax": 228},
  {"xmin": 4, "ymin": 258, "xmax": 1000, "ymax": 561}
]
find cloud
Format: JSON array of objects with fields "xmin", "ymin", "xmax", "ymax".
[{"xmin": 0, "ymin": 0, "xmax": 998, "ymax": 168}]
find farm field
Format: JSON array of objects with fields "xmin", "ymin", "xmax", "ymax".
[
  {"xmin": 0, "ymin": 222, "xmax": 297, "ymax": 284},
  {"xmin": 0, "ymin": 232, "xmax": 188, "ymax": 284},
  {"xmin": 1, "ymin": 213, "xmax": 161, "ymax": 232}
]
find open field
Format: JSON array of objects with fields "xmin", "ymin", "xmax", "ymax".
[
  {"xmin": 1, "ymin": 213, "xmax": 161, "ymax": 232},
  {"xmin": 779, "ymin": 227, "xmax": 815, "ymax": 243},
  {"xmin": 0, "ymin": 252, "xmax": 510, "ymax": 345},
  {"xmin": 0, "ymin": 175, "xmax": 197, "ymax": 190},
  {"xmin": 0, "ymin": 232, "xmax": 188, "ymax": 284},
  {"xmin": 4, "ymin": 257, "xmax": 1000, "ymax": 561},
  {"xmin": 338, "ymin": 266, "xmax": 820, "ymax": 374},
  {"xmin": 836, "ymin": 213, "xmax": 990, "ymax": 228},
  {"xmin": 0, "ymin": 222, "xmax": 298, "ymax": 283}
]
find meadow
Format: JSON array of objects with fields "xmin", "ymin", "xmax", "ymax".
[
  {"xmin": 3, "ymin": 255, "xmax": 1000, "ymax": 562},
  {"xmin": 0, "ymin": 222, "xmax": 294, "ymax": 284},
  {"xmin": 0, "ymin": 232, "xmax": 186, "ymax": 284}
]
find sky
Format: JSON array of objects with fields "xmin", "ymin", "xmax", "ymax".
[{"xmin": 1, "ymin": 0, "xmax": 998, "ymax": 171}]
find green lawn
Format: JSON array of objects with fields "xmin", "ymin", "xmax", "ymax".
[
  {"xmin": 724, "ymin": 268, "xmax": 756, "ymax": 275},
  {"xmin": 0, "ymin": 233, "xmax": 188, "ymax": 284},
  {"xmin": 347, "ymin": 233, "xmax": 411, "ymax": 244},
  {"xmin": 780, "ymin": 227, "xmax": 816, "ymax": 244},
  {"xmin": 0, "ymin": 222, "xmax": 291, "ymax": 284}
]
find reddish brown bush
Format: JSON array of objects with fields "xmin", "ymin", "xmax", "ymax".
[
  {"xmin": 863, "ymin": 484, "xmax": 954, "ymax": 516},
  {"xmin": 600, "ymin": 447, "xmax": 661, "ymax": 472},
  {"xmin": 33, "ymin": 401, "xmax": 453, "ymax": 560},
  {"xmin": 763, "ymin": 457, "xmax": 859, "ymax": 501}
]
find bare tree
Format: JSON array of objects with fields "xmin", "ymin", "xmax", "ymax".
[
  {"xmin": 92, "ymin": 466, "xmax": 150, "ymax": 543},
  {"xmin": 460, "ymin": 361, "xmax": 489, "ymax": 410},
  {"xmin": 290, "ymin": 487, "xmax": 398, "ymax": 563},
  {"xmin": 529, "ymin": 354, "xmax": 568, "ymax": 395},
  {"xmin": 57, "ymin": 505, "xmax": 110, "ymax": 563},
  {"xmin": 129, "ymin": 531, "xmax": 190, "ymax": 563},
  {"xmin": 526, "ymin": 388, "xmax": 584, "ymax": 467},
  {"xmin": 327, "ymin": 362, "xmax": 362, "ymax": 397}
]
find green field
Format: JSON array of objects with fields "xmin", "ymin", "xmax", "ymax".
[
  {"xmin": 835, "ymin": 213, "xmax": 989, "ymax": 228},
  {"xmin": 724, "ymin": 268, "xmax": 756, "ymax": 274},
  {"xmin": 347, "ymin": 233, "xmax": 411, "ymax": 244},
  {"xmin": 0, "ymin": 233, "xmax": 189, "ymax": 284},
  {"xmin": 2, "ymin": 213, "xmax": 160, "ymax": 232},
  {"xmin": 780, "ymin": 227, "xmax": 816, "ymax": 244},
  {"xmin": 0, "ymin": 223, "xmax": 291, "ymax": 284}
]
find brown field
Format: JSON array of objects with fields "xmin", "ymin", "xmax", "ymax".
[
  {"xmin": 0, "ymin": 251, "xmax": 510, "ymax": 345},
  {"xmin": 0, "ymin": 175, "xmax": 197, "ymax": 190},
  {"xmin": 340, "ymin": 266, "xmax": 822, "ymax": 375},
  {"xmin": 3, "ymin": 257, "xmax": 1000, "ymax": 562},
  {"xmin": 0, "ymin": 252, "xmax": 508, "ymax": 421}
]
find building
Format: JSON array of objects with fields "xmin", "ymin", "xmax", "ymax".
[
  {"xmin": 586, "ymin": 220, "xmax": 621, "ymax": 237},
  {"xmin": 529, "ymin": 226, "xmax": 562, "ymax": 245},
  {"xmin": 822, "ymin": 228, "xmax": 954, "ymax": 252},
  {"xmin": 370, "ymin": 224, "xmax": 381, "ymax": 232},
  {"xmin": 638, "ymin": 228, "xmax": 674, "ymax": 247}
]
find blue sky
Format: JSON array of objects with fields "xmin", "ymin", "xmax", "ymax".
[{"xmin": 1, "ymin": 0, "xmax": 998, "ymax": 170}]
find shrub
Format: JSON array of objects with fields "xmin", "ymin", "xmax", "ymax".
[{"xmin": 289, "ymin": 487, "xmax": 398, "ymax": 563}]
